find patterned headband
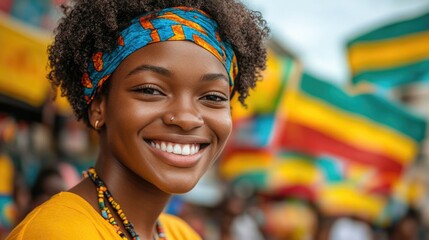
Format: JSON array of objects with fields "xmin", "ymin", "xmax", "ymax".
[{"xmin": 82, "ymin": 6, "xmax": 238, "ymax": 104}]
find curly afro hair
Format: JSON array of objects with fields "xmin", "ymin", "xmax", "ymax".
[{"xmin": 48, "ymin": 0, "xmax": 269, "ymax": 126}]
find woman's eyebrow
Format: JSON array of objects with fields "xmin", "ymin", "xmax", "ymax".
[
  {"xmin": 126, "ymin": 64, "xmax": 229, "ymax": 83},
  {"xmin": 126, "ymin": 64, "xmax": 171, "ymax": 78},
  {"xmin": 201, "ymin": 73, "xmax": 229, "ymax": 83}
]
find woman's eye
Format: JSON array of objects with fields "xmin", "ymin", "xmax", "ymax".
[
  {"xmin": 132, "ymin": 85, "xmax": 164, "ymax": 95},
  {"xmin": 201, "ymin": 93, "xmax": 228, "ymax": 102}
]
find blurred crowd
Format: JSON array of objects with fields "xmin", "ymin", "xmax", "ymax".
[{"xmin": 0, "ymin": 114, "xmax": 428, "ymax": 240}]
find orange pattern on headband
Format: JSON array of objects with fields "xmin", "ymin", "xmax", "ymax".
[
  {"xmin": 140, "ymin": 16, "xmax": 161, "ymax": 43},
  {"xmin": 81, "ymin": 72, "xmax": 93, "ymax": 88},
  {"xmin": 158, "ymin": 13, "xmax": 206, "ymax": 34},
  {"xmin": 92, "ymin": 52, "xmax": 104, "ymax": 72},
  {"xmin": 192, "ymin": 34, "xmax": 222, "ymax": 62},
  {"xmin": 170, "ymin": 25, "xmax": 185, "ymax": 40}
]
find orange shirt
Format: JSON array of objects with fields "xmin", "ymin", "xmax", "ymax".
[{"xmin": 7, "ymin": 192, "xmax": 201, "ymax": 240}]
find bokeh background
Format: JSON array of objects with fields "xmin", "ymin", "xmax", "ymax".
[{"xmin": 1, "ymin": 0, "xmax": 429, "ymax": 239}]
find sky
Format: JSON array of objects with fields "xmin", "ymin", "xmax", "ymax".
[{"xmin": 243, "ymin": 0, "xmax": 429, "ymax": 84}]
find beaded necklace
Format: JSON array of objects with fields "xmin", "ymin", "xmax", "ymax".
[{"xmin": 87, "ymin": 167, "xmax": 167, "ymax": 240}]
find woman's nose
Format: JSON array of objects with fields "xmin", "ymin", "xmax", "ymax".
[{"xmin": 163, "ymin": 98, "xmax": 204, "ymax": 131}]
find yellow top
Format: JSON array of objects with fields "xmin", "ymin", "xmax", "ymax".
[{"xmin": 6, "ymin": 192, "xmax": 201, "ymax": 240}]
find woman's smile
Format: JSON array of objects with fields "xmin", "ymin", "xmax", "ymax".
[
  {"xmin": 149, "ymin": 140, "xmax": 201, "ymax": 156},
  {"xmin": 144, "ymin": 135, "xmax": 211, "ymax": 168},
  {"xmin": 147, "ymin": 140, "xmax": 207, "ymax": 168}
]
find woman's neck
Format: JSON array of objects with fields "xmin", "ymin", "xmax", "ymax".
[{"xmin": 70, "ymin": 157, "xmax": 171, "ymax": 239}]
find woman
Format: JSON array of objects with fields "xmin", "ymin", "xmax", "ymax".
[{"xmin": 7, "ymin": 0, "xmax": 268, "ymax": 239}]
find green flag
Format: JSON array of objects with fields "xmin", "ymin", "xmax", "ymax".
[{"xmin": 347, "ymin": 11, "xmax": 429, "ymax": 88}]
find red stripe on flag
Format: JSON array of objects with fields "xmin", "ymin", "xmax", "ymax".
[{"xmin": 279, "ymin": 120, "xmax": 404, "ymax": 173}]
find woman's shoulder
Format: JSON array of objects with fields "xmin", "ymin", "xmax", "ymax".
[
  {"xmin": 159, "ymin": 213, "xmax": 202, "ymax": 240},
  {"xmin": 6, "ymin": 192, "xmax": 119, "ymax": 240}
]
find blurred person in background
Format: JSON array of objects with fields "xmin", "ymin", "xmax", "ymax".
[
  {"xmin": 389, "ymin": 208, "xmax": 424, "ymax": 240},
  {"xmin": 27, "ymin": 167, "xmax": 66, "ymax": 214},
  {"xmin": 175, "ymin": 167, "xmax": 225, "ymax": 239},
  {"xmin": 258, "ymin": 196, "xmax": 320, "ymax": 240},
  {"xmin": 10, "ymin": 173, "xmax": 29, "ymax": 236},
  {"xmin": 6, "ymin": 0, "xmax": 269, "ymax": 239},
  {"xmin": 328, "ymin": 217, "xmax": 374, "ymax": 240},
  {"xmin": 218, "ymin": 193, "xmax": 265, "ymax": 240},
  {"xmin": 0, "ymin": 116, "xmax": 21, "ymax": 238}
]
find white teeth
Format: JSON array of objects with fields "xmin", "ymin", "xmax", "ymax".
[
  {"xmin": 182, "ymin": 145, "xmax": 190, "ymax": 155},
  {"xmin": 151, "ymin": 141, "xmax": 200, "ymax": 156},
  {"xmin": 173, "ymin": 144, "xmax": 181, "ymax": 154},
  {"xmin": 167, "ymin": 143, "xmax": 174, "ymax": 153}
]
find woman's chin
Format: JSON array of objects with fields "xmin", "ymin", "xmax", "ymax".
[{"xmin": 159, "ymin": 180, "xmax": 199, "ymax": 195}]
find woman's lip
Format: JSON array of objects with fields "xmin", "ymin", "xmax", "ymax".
[{"xmin": 147, "ymin": 141, "xmax": 205, "ymax": 168}]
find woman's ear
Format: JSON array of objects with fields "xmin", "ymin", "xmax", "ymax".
[{"xmin": 88, "ymin": 95, "xmax": 106, "ymax": 130}]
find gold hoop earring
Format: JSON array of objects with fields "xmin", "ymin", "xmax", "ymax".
[{"xmin": 94, "ymin": 120, "xmax": 100, "ymax": 130}]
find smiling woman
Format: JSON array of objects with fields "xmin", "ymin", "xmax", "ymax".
[{"xmin": 6, "ymin": 1, "xmax": 268, "ymax": 240}]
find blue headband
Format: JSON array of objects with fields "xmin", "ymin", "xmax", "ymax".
[{"xmin": 82, "ymin": 6, "xmax": 238, "ymax": 104}]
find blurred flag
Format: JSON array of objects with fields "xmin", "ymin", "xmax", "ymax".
[
  {"xmin": 0, "ymin": 12, "xmax": 72, "ymax": 115},
  {"xmin": 347, "ymin": 11, "xmax": 429, "ymax": 88},
  {"xmin": 0, "ymin": 12, "xmax": 51, "ymax": 107},
  {"xmin": 319, "ymin": 182, "xmax": 386, "ymax": 221},
  {"xmin": 220, "ymin": 44, "xmax": 316, "ymax": 198},
  {"xmin": 227, "ymin": 47, "xmax": 298, "ymax": 149},
  {"xmin": 221, "ymin": 36, "xmax": 428, "ymax": 222},
  {"xmin": 317, "ymin": 157, "xmax": 391, "ymax": 221},
  {"xmin": 277, "ymin": 73, "xmax": 427, "ymax": 192},
  {"xmin": 231, "ymin": 48, "xmax": 295, "ymax": 120},
  {"xmin": 220, "ymin": 151, "xmax": 321, "ymax": 200}
]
